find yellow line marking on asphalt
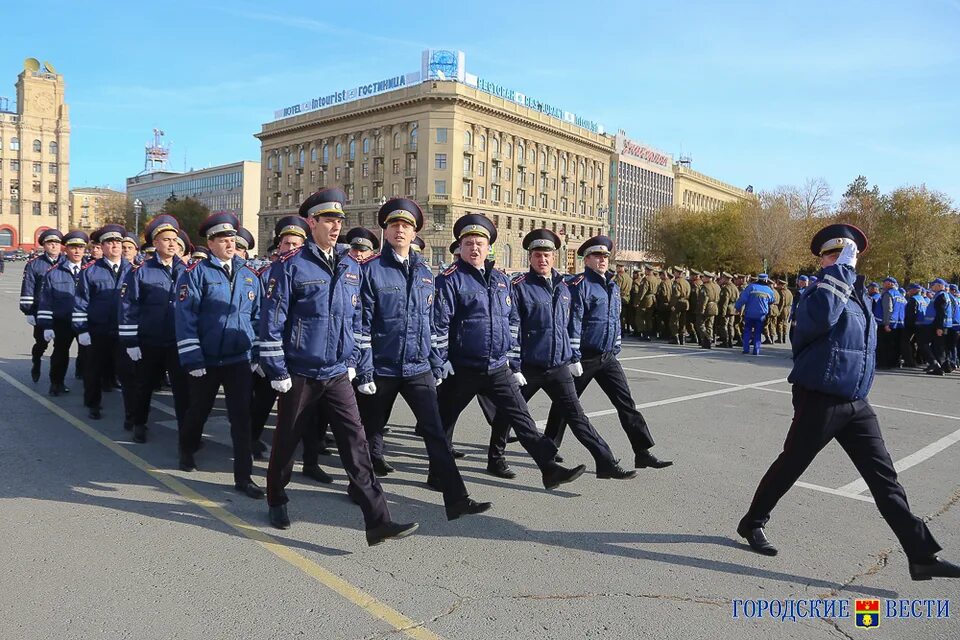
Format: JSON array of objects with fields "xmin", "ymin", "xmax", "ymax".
[{"xmin": 0, "ymin": 369, "xmax": 444, "ymax": 640}]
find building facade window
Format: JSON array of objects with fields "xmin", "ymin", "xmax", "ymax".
[
  {"xmin": 49, "ymin": 141, "xmax": 57, "ymax": 155},
  {"xmin": 464, "ymin": 130, "xmax": 472, "ymax": 146},
  {"xmin": 11, "ymin": 137, "xmax": 19, "ymax": 151},
  {"xmin": 362, "ymin": 138, "xmax": 370, "ymax": 154},
  {"xmin": 392, "ymin": 159, "xmax": 400, "ymax": 174},
  {"xmin": 336, "ymin": 143, "xmax": 342, "ymax": 158},
  {"xmin": 49, "ymin": 163, "xmax": 57, "ymax": 175},
  {"xmin": 436, "ymin": 128, "xmax": 447, "ymax": 143},
  {"xmin": 393, "ymin": 133, "xmax": 401, "ymax": 149},
  {"xmin": 435, "ymin": 153, "xmax": 447, "ymax": 169},
  {"xmin": 434, "ymin": 180, "xmax": 446, "ymax": 195},
  {"xmin": 33, "ymin": 139, "xmax": 41, "ymax": 152},
  {"xmin": 348, "ymin": 140, "xmax": 356, "ymax": 160},
  {"xmin": 478, "ymin": 135, "xmax": 485, "ymax": 151},
  {"xmin": 33, "ymin": 202, "xmax": 41, "ymax": 215}
]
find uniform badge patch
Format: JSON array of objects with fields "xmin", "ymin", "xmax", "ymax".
[
  {"xmin": 244, "ymin": 277, "xmax": 253, "ymax": 284},
  {"xmin": 427, "ymin": 293, "xmax": 433, "ymax": 306},
  {"xmin": 178, "ymin": 284, "xmax": 189, "ymax": 301},
  {"xmin": 421, "ymin": 277, "xmax": 433, "ymax": 285},
  {"xmin": 345, "ymin": 272, "xmax": 360, "ymax": 284},
  {"xmin": 248, "ymin": 290, "xmax": 256, "ymax": 301},
  {"xmin": 266, "ymin": 278, "xmax": 276, "ymax": 299},
  {"xmin": 506, "ymin": 295, "xmax": 512, "ymax": 307},
  {"xmin": 351, "ymin": 293, "xmax": 358, "ymax": 307},
  {"xmin": 119, "ymin": 283, "xmax": 128, "ymax": 298}
]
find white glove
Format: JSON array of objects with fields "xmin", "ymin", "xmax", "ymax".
[
  {"xmin": 513, "ymin": 371, "xmax": 528, "ymax": 387},
  {"xmin": 188, "ymin": 368, "xmax": 206, "ymax": 378},
  {"xmin": 836, "ymin": 238, "xmax": 859, "ymax": 268},
  {"xmin": 255, "ymin": 365, "xmax": 266, "ymax": 377},
  {"xmin": 271, "ymin": 377, "xmax": 293, "ymax": 393},
  {"xmin": 441, "ymin": 361, "xmax": 455, "ymax": 379},
  {"xmin": 77, "ymin": 332, "xmax": 91, "ymax": 346},
  {"xmin": 569, "ymin": 361, "xmax": 584, "ymax": 377},
  {"xmin": 43, "ymin": 329, "xmax": 55, "ymax": 341},
  {"xmin": 250, "ymin": 361, "xmax": 259, "ymax": 373},
  {"xmin": 126, "ymin": 346, "xmax": 142, "ymax": 361},
  {"xmin": 434, "ymin": 375, "xmax": 443, "ymax": 387},
  {"xmin": 27, "ymin": 316, "xmax": 36, "ymax": 326},
  {"xmin": 358, "ymin": 381, "xmax": 377, "ymax": 395},
  {"xmin": 347, "ymin": 367, "xmax": 356, "ymax": 381}
]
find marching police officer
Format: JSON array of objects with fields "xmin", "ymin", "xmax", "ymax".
[
  {"xmin": 902, "ymin": 283, "xmax": 926, "ymax": 368},
  {"xmin": 735, "ymin": 274, "xmax": 775, "ymax": 355},
  {"xmin": 37, "ymin": 231, "xmax": 87, "ymax": 396},
  {"xmin": 21, "ymin": 229, "xmax": 63, "ymax": 382},
  {"xmin": 260, "ymin": 188, "xmax": 418, "ymax": 545},
  {"xmin": 74, "ymin": 224, "xmax": 133, "ymax": 421},
  {"xmin": 175, "ymin": 212, "xmax": 263, "ymax": 498},
  {"xmin": 488, "ymin": 229, "xmax": 636, "ymax": 480},
  {"xmin": 355, "ymin": 197, "xmax": 492, "ymax": 520},
  {"xmin": 543, "ymin": 235, "xmax": 672, "ymax": 471},
  {"xmin": 876, "ymin": 276, "xmax": 905, "ymax": 368},
  {"xmin": 118, "ymin": 215, "xmax": 188, "ymax": 444},
  {"xmin": 434, "ymin": 214, "xmax": 586, "ymax": 489},
  {"xmin": 738, "ymin": 224, "xmax": 960, "ymax": 581}
]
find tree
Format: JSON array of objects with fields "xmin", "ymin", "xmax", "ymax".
[
  {"xmin": 157, "ymin": 197, "xmax": 210, "ymax": 247},
  {"xmin": 98, "ymin": 193, "xmax": 134, "ymax": 229}
]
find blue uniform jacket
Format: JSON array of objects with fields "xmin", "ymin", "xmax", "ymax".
[
  {"xmin": 789, "ymin": 264, "xmax": 876, "ymax": 400},
  {"xmin": 952, "ymin": 294, "xmax": 960, "ymax": 327},
  {"xmin": 917, "ymin": 291, "xmax": 953, "ymax": 329},
  {"xmin": 20, "ymin": 254, "xmax": 62, "ymax": 316},
  {"xmin": 118, "ymin": 256, "xmax": 187, "ymax": 349},
  {"xmin": 567, "ymin": 268, "xmax": 621, "ymax": 360},
  {"xmin": 905, "ymin": 294, "xmax": 927, "ymax": 328},
  {"xmin": 433, "ymin": 259, "xmax": 518, "ymax": 372},
  {"xmin": 735, "ymin": 283, "xmax": 776, "ymax": 320},
  {"xmin": 508, "ymin": 269, "xmax": 574, "ymax": 370},
  {"xmin": 36, "ymin": 261, "xmax": 83, "ymax": 327},
  {"xmin": 73, "ymin": 258, "xmax": 133, "ymax": 337},
  {"xmin": 357, "ymin": 248, "xmax": 441, "ymax": 383},
  {"xmin": 174, "ymin": 255, "xmax": 261, "ymax": 371},
  {"xmin": 258, "ymin": 241, "xmax": 365, "ymax": 382}
]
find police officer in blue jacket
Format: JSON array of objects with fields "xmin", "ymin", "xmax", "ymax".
[
  {"xmin": 74, "ymin": 224, "xmax": 133, "ymax": 421},
  {"xmin": 902, "ymin": 283, "xmax": 926, "ymax": 367},
  {"xmin": 488, "ymin": 229, "xmax": 635, "ymax": 480},
  {"xmin": 916, "ymin": 278, "xmax": 953, "ymax": 375},
  {"xmin": 235, "ymin": 227, "xmax": 255, "ymax": 261},
  {"xmin": 344, "ymin": 226, "xmax": 379, "ymax": 262},
  {"xmin": 119, "ymin": 215, "xmax": 188, "ymax": 444},
  {"xmin": 175, "ymin": 212, "xmax": 263, "ymax": 499},
  {"xmin": 735, "ymin": 274, "xmax": 776, "ymax": 355},
  {"xmin": 434, "ymin": 214, "xmax": 586, "ymax": 490},
  {"xmin": 21, "ymin": 228, "xmax": 63, "ymax": 382},
  {"xmin": 355, "ymin": 198, "xmax": 491, "ymax": 520},
  {"xmin": 738, "ymin": 224, "xmax": 960, "ymax": 581},
  {"xmin": 877, "ymin": 276, "xmax": 906, "ymax": 369},
  {"xmin": 947, "ymin": 284, "xmax": 960, "ymax": 370},
  {"xmin": 37, "ymin": 231, "xmax": 87, "ymax": 396},
  {"xmin": 543, "ymin": 235, "xmax": 672, "ymax": 471},
  {"xmin": 260, "ymin": 189, "xmax": 418, "ymax": 545}
]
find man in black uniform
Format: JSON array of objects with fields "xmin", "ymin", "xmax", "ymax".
[
  {"xmin": 20, "ymin": 229, "xmax": 63, "ymax": 382},
  {"xmin": 738, "ymin": 224, "xmax": 960, "ymax": 581}
]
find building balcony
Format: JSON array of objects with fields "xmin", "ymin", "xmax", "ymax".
[
  {"xmin": 404, "ymin": 168, "xmax": 417, "ymax": 177},
  {"xmin": 428, "ymin": 194, "xmax": 450, "ymax": 203},
  {"xmin": 405, "ymin": 143, "xmax": 418, "ymax": 153},
  {"xmin": 373, "ymin": 148, "xmax": 385, "ymax": 158},
  {"xmin": 516, "ymin": 158, "xmax": 526, "ymax": 168},
  {"xmin": 463, "ymin": 143, "xmax": 474, "ymax": 155},
  {"xmin": 462, "ymin": 169, "xmax": 474, "ymax": 179},
  {"xmin": 372, "ymin": 170, "xmax": 384, "ymax": 182},
  {"xmin": 491, "ymin": 152, "xmax": 502, "ymax": 162}
]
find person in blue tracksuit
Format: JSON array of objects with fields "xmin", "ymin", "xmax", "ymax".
[
  {"xmin": 735, "ymin": 274, "xmax": 776, "ymax": 355},
  {"xmin": 259, "ymin": 188, "xmax": 418, "ymax": 545},
  {"xmin": 434, "ymin": 214, "xmax": 585, "ymax": 489},
  {"xmin": 118, "ymin": 215, "xmax": 188, "ymax": 444},
  {"xmin": 738, "ymin": 223, "xmax": 960, "ymax": 581},
  {"xmin": 487, "ymin": 229, "xmax": 635, "ymax": 480},
  {"xmin": 175, "ymin": 211, "xmax": 263, "ymax": 498},
  {"xmin": 37, "ymin": 231, "xmax": 87, "ymax": 396},
  {"xmin": 21, "ymin": 228, "xmax": 63, "ymax": 382},
  {"xmin": 74, "ymin": 224, "xmax": 133, "ymax": 422},
  {"xmin": 542, "ymin": 235, "xmax": 672, "ymax": 471},
  {"xmin": 355, "ymin": 198, "xmax": 491, "ymax": 521}
]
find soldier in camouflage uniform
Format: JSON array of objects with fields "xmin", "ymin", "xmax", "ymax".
[
  {"xmin": 717, "ymin": 272, "xmax": 739, "ymax": 348},
  {"xmin": 656, "ymin": 269, "xmax": 672, "ymax": 341},
  {"xmin": 763, "ymin": 280, "xmax": 782, "ymax": 345},
  {"xmin": 668, "ymin": 267, "xmax": 691, "ymax": 345},
  {"xmin": 776, "ymin": 279, "xmax": 793, "ymax": 344},
  {"xmin": 629, "ymin": 270, "xmax": 643, "ymax": 337},
  {"xmin": 733, "ymin": 274, "xmax": 747, "ymax": 345},
  {"xmin": 686, "ymin": 270, "xmax": 702, "ymax": 343},
  {"xmin": 696, "ymin": 271, "xmax": 721, "ymax": 349},
  {"xmin": 634, "ymin": 265, "xmax": 659, "ymax": 341},
  {"xmin": 614, "ymin": 264, "xmax": 632, "ymax": 337}
]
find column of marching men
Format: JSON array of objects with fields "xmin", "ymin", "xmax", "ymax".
[{"xmin": 18, "ymin": 187, "xmax": 675, "ymax": 547}]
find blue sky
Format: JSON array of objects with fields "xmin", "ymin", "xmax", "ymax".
[{"xmin": 2, "ymin": 0, "xmax": 958, "ymax": 203}]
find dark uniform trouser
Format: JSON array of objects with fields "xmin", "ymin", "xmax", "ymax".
[
  {"xmin": 438, "ymin": 364, "xmax": 559, "ymax": 471},
  {"xmin": 948, "ymin": 328, "xmax": 959, "ymax": 366},
  {"xmin": 917, "ymin": 326, "xmax": 945, "ymax": 368},
  {"xmin": 740, "ymin": 385, "xmax": 941, "ymax": 562},
  {"xmin": 544, "ymin": 352, "xmax": 655, "ymax": 455},
  {"xmin": 720, "ymin": 315, "xmax": 736, "ymax": 347},
  {"xmin": 132, "ymin": 345, "xmax": 189, "ymax": 427},
  {"xmin": 84, "ymin": 334, "xmax": 120, "ymax": 409},
  {"xmin": 695, "ymin": 315, "xmax": 715, "ymax": 347},
  {"xmin": 49, "ymin": 319, "xmax": 75, "ymax": 385},
  {"xmin": 358, "ymin": 372, "xmax": 469, "ymax": 506},
  {"xmin": 250, "ymin": 373, "xmax": 277, "ymax": 445},
  {"xmin": 267, "ymin": 373, "xmax": 390, "ymax": 530},
  {"xmin": 900, "ymin": 325, "xmax": 918, "ymax": 366},
  {"xmin": 488, "ymin": 364, "xmax": 617, "ymax": 470},
  {"xmin": 877, "ymin": 326, "xmax": 901, "ymax": 367},
  {"xmin": 32, "ymin": 324, "xmax": 50, "ymax": 371},
  {"xmin": 179, "ymin": 361, "xmax": 254, "ymax": 486}
]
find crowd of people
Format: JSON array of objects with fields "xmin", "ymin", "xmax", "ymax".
[
  {"xmin": 613, "ymin": 264, "xmax": 960, "ymax": 373},
  {"xmin": 15, "ymin": 191, "xmax": 959, "ymax": 579}
]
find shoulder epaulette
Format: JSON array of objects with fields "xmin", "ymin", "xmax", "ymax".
[
  {"xmin": 81, "ymin": 261, "xmax": 96, "ymax": 270},
  {"xmin": 567, "ymin": 274, "xmax": 585, "ymax": 286},
  {"xmin": 45, "ymin": 263, "xmax": 60, "ymax": 274},
  {"xmin": 358, "ymin": 251, "xmax": 379, "ymax": 265},
  {"xmin": 279, "ymin": 247, "xmax": 303, "ymax": 262},
  {"xmin": 27, "ymin": 255, "xmax": 41, "ymax": 265},
  {"xmin": 442, "ymin": 263, "xmax": 458, "ymax": 277},
  {"xmin": 512, "ymin": 273, "xmax": 527, "ymax": 285},
  {"xmin": 185, "ymin": 261, "xmax": 202, "ymax": 272}
]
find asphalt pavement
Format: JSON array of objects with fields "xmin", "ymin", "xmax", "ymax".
[{"xmin": 1, "ymin": 261, "xmax": 957, "ymax": 640}]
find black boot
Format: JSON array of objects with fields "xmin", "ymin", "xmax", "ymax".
[
  {"xmin": 908, "ymin": 556, "xmax": 960, "ymax": 580},
  {"xmin": 31, "ymin": 360, "xmax": 41, "ymax": 383}
]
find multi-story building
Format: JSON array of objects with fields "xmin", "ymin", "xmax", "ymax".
[
  {"xmin": 256, "ymin": 58, "xmax": 612, "ymax": 272},
  {"xmin": 125, "ymin": 160, "xmax": 260, "ymax": 242},
  {"xmin": 0, "ymin": 58, "xmax": 70, "ymax": 249},
  {"xmin": 673, "ymin": 161, "xmax": 752, "ymax": 211},
  {"xmin": 68, "ymin": 187, "xmax": 126, "ymax": 231},
  {"xmin": 609, "ymin": 132, "xmax": 673, "ymax": 261}
]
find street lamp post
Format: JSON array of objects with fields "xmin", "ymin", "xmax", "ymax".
[{"xmin": 133, "ymin": 199, "xmax": 143, "ymax": 236}]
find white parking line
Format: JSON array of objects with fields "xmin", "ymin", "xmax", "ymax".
[
  {"xmin": 618, "ymin": 352, "xmax": 713, "ymax": 361},
  {"xmin": 795, "ymin": 481, "xmax": 876, "ymax": 503}
]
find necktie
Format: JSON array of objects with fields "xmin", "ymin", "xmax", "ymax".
[
  {"xmin": 72, "ymin": 265, "xmax": 79, "ymax": 277},
  {"xmin": 223, "ymin": 262, "xmax": 232, "ymax": 278},
  {"xmin": 112, "ymin": 263, "xmax": 119, "ymax": 274}
]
